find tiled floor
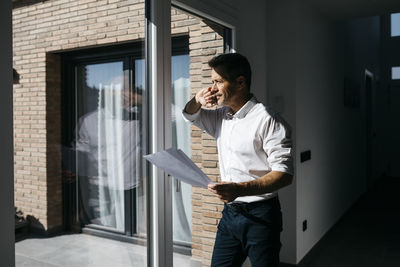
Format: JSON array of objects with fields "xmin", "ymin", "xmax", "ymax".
[{"xmin": 15, "ymin": 233, "xmax": 191, "ymax": 267}]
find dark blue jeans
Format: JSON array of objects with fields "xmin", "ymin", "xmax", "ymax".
[{"xmin": 211, "ymin": 197, "xmax": 282, "ymax": 267}]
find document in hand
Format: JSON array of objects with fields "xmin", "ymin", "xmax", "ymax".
[{"xmin": 143, "ymin": 148, "xmax": 213, "ymax": 188}]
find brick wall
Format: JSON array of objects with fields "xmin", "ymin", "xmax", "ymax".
[{"xmin": 13, "ymin": 1, "xmax": 224, "ymax": 265}]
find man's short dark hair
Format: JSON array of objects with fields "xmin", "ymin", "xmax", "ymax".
[{"xmin": 208, "ymin": 53, "xmax": 252, "ymax": 89}]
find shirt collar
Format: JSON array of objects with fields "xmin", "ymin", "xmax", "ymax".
[{"xmin": 226, "ymin": 95, "xmax": 258, "ymax": 119}]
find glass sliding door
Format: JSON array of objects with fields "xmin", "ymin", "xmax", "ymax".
[
  {"xmin": 61, "ymin": 43, "xmax": 147, "ymax": 266},
  {"xmin": 75, "ymin": 58, "xmax": 144, "ymax": 236},
  {"xmin": 170, "ymin": 5, "xmax": 233, "ymax": 267},
  {"xmin": 76, "ymin": 60, "xmax": 128, "ymax": 232}
]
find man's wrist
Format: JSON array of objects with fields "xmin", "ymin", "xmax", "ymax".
[
  {"xmin": 235, "ymin": 182, "xmax": 247, "ymax": 198},
  {"xmin": 184, "ymin": 96, "xmax": 202, "ymax": 114},
  {"xmin": 192, "ymin": 96, "xmax": 202, "ymax": 109},
  {"xmin": 194, "ymin": 94, "xmax": 202, "ymax": 106}
]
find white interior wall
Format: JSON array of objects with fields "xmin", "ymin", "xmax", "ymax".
[
  {"xmin": 294, "ymin": 4, "xmax": 381, "ymax": 263},
  {"xmin": 0, "ymin": 0, "xmax": 15, "ymax": 265},
  {"xmin": 295, "ymin": 6, "xmax": 362, "ymax": 260}
]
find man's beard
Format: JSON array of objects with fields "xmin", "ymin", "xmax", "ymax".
[{"xmin": 219, "ymin": 85, "xmax": 238, "ymax": 106}]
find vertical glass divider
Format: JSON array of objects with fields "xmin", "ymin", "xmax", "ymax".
[{"xmin": 146, "ymin": 0, "xmax": 172, "ymax": 266}]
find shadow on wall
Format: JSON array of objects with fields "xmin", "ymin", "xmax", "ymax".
[
  {"xmin": 13, "ymin": 68, "xmax": 19, "ymax": 84},
  {"xmin": 12, "ymin": 0, "xmax": 51, "ymax": 9}
]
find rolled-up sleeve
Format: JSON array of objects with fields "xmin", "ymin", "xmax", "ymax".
[{"xmin": 263, "ymin": 116, "xmax": 294, "ymax": 175}]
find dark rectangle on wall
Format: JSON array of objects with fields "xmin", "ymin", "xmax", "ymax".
[{"xmin": 300, "ymin": 150, "xmax": 311, "ymax": 163}]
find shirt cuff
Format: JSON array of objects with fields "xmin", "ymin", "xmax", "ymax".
[{"xmin": 182, "ymin": 108, "xmax": 201, "ymax": 123}]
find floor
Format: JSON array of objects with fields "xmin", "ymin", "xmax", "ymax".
[
  {"xmin": 15, "ymin": 233, "xmax": 191, "ymax": 267},
  {"xmin": 294, "ymin": 176, "xmax": 400, "ymax": 267},
  {"xmin": 16, "ymin": 177, "xmax": 400, "ymax": 267}
]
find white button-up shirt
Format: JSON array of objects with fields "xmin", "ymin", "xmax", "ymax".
[{"xmin": 183, "ymin": 97, "xmax": 293, "ymax": 203}]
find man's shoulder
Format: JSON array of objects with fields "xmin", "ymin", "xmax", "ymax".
[
  {"xmin": 251, "ymin": 102, "xmax": 277, "ymax": 120},
  {"xmin": 251, "ymin": 103, "xmax": 291, "ymax": 131}
]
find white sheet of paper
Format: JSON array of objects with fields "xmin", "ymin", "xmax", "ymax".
[{"xmin": 143, "ymin": 148, "xmax": 213, "ymax": 188}]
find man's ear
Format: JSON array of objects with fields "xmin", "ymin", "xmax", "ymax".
[{"xmin": 236, "ymin": 76, "xmax": 246, "ymax": 90}]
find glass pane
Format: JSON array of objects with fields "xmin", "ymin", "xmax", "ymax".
[
  {"xmin": 76, "ymin": 61, "xmax": 127, "ymax": 232},
  {"xmin": 391, "ymin": 13, "xmax": 400, "ymax": 37},
  {"xmin": 392, "ymin": 66, "xmax": 400, "ymax": 80},
  {"xmin": 170, "ymin": 6, "xmax": 230, "ymax": 267},
  {"xmin": 13, "ymin": 0, "xmax": 147, "ymax": 266},
  {"xmin": 171, "ymin": 54, "xmax": 192, "ymax": 246}
]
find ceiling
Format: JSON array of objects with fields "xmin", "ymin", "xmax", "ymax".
[{"xmin": 305, "ymin": 0, "xmax": 400, "ymax": 19}]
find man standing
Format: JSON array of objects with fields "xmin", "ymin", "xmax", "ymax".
[{"xmin": 182, "ymin": 53, "xmax": 293, "ymax": 266}]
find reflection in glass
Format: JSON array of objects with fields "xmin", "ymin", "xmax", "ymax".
[
  {"xmin": 74, "ymin": 61, "xmax": 143, "ymax": 233},
  {"xmin": 171, "ymin": 54, "xmax": 192, "ymax": 245}
]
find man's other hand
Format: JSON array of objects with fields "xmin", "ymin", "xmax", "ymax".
[{"xmin": 208, "ymin": 182, "xmax": 241, "ymax": 203}]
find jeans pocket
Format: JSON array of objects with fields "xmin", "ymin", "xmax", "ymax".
[{"xmin": 249, "ymin": 204, "xmax": 282, "ymax": 230}]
